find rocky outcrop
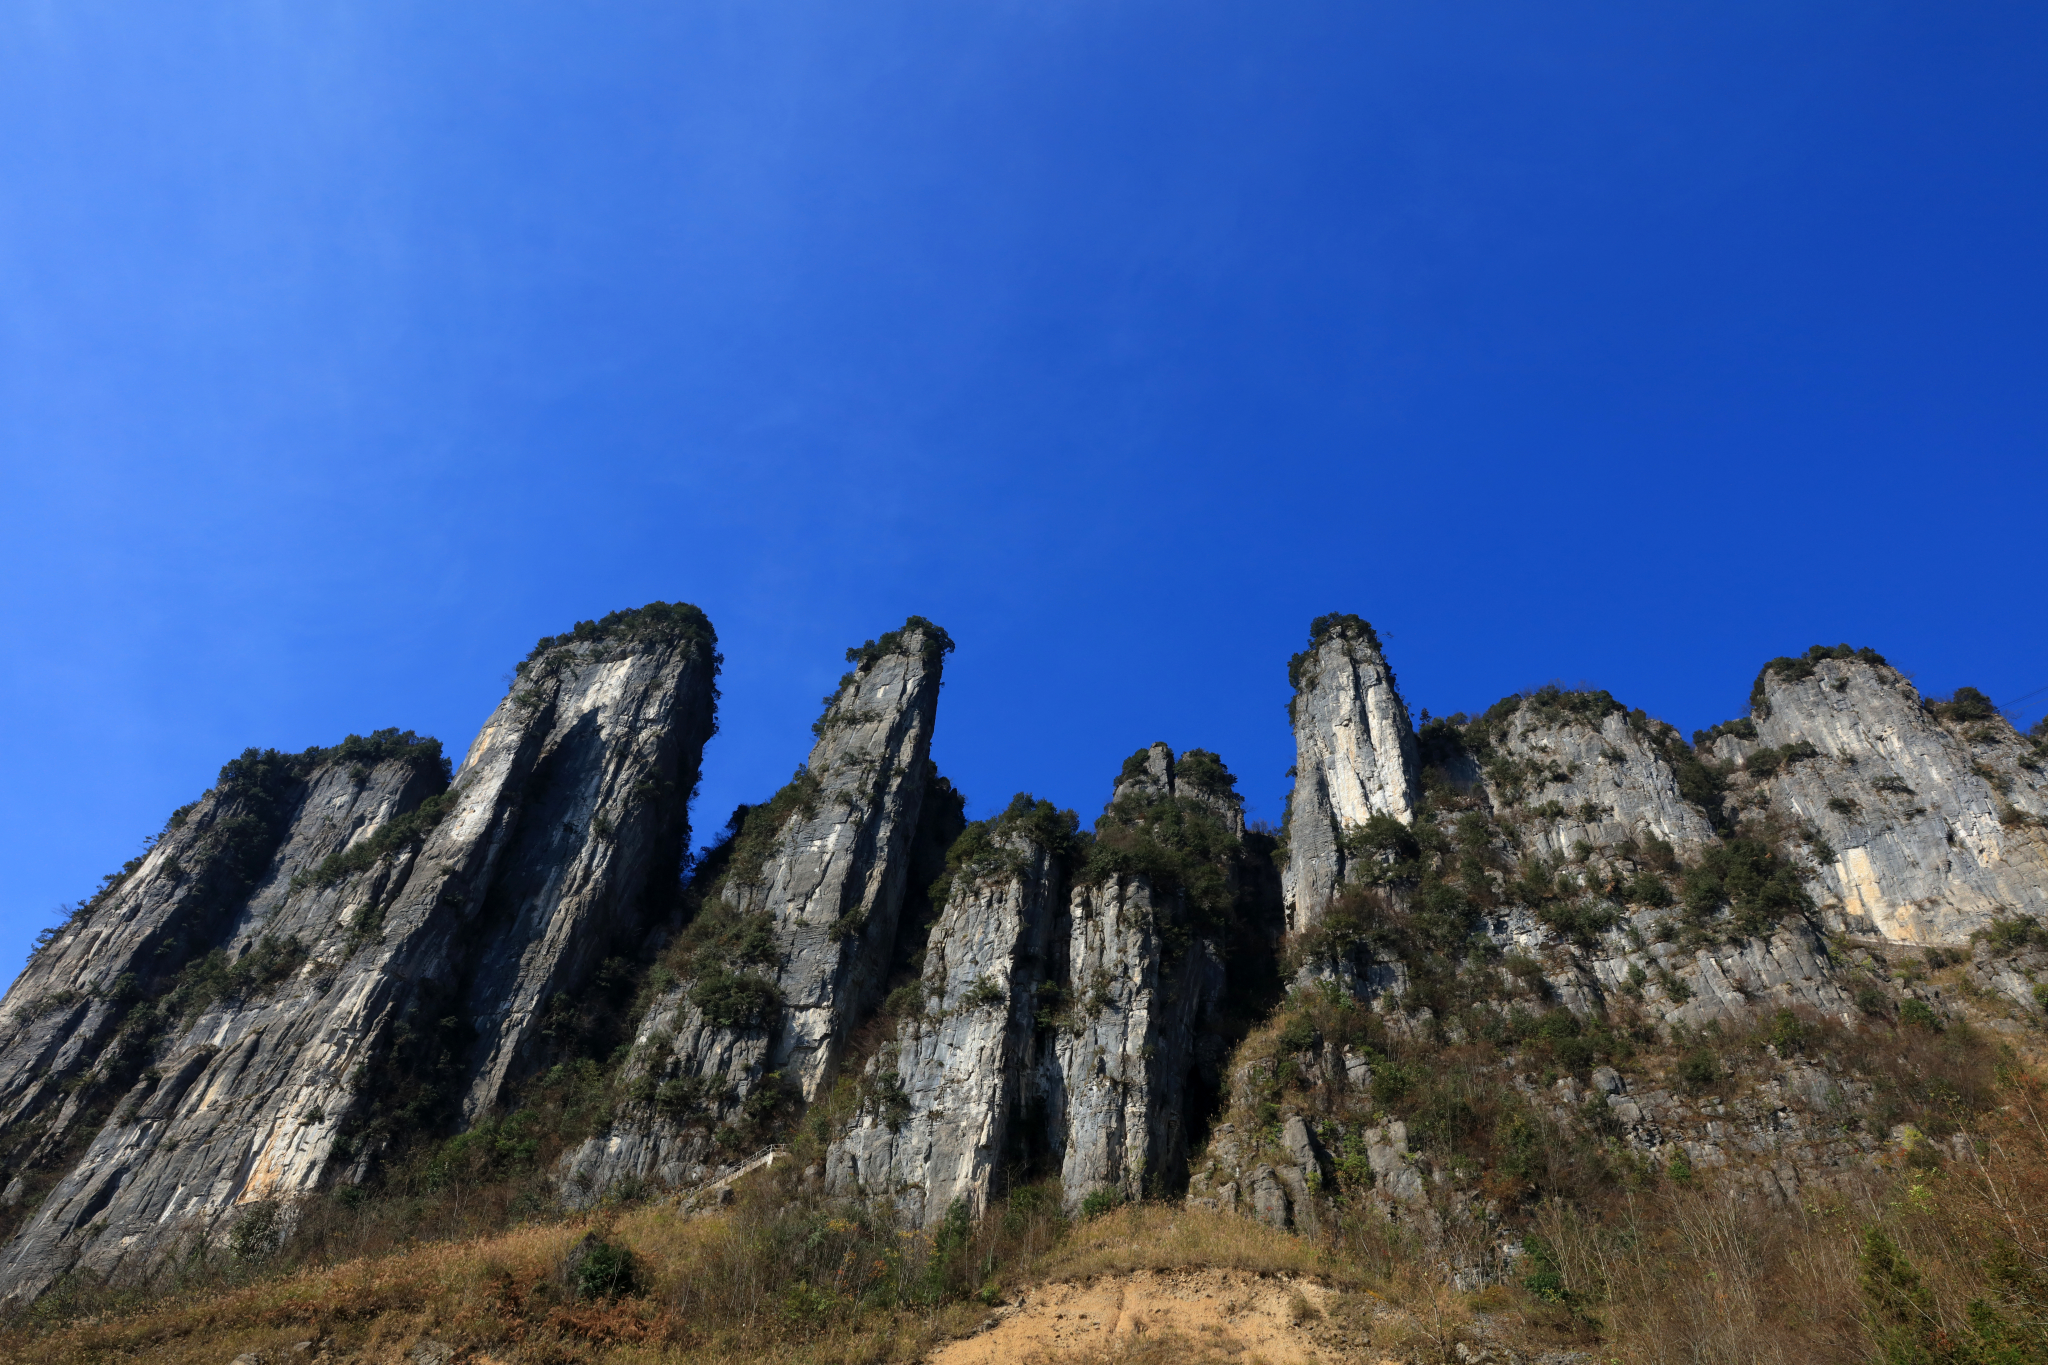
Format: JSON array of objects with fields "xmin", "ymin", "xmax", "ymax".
[
  {"xmin": 1282, "ymin": 617, "xmax": 1420, "ymax": 932},
  {"xmin": 1703, "ymin": 652, "xmax": 2048, "ymax": 944},
  {"xmin": 0, "ymin": 741, "xmax": 440, "ymax": 1188},
  {"xmin": 1054, "ymin": 870, "xmax": 1228, "ymax": 1209},
  {"xmin": 819, "ymin": 744, "xmax": 1273, "ymax": 1224},
  {"xmin": 1468, "ymin": 691, "xmax": 1720, "ymax": 867},
  {"xmin": 561, "ymin": 619, "xmax": 948, "ymax": 1200},
  {"xmin": 826, "ymin": 818, "xmax": 1068, "ymax": 1224},
  {"xmin": 9, "ymin": 602, "xmax": 2047, "ymax": 1296},
  {"xmin": 0, "ymin": 604, "xmax": 717, "ymax": 1302}
]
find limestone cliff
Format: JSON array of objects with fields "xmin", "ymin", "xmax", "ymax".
[
  {"xmin": 826, "ymin": 805, "xmax": 1070, "ymax": 1225},
  {"xmin": 1282, "ymin": 616, "xmax": 1420, "ymax": 933},
  {"xmin": 1701, "ymin": 650, "xmax": 2048, "ymax": 944},
  {"xmin": 819, "ymin": 744, "xmax": 1277, "ymax": 1225},
  {"xmin": 561, "ymin": 619, "xmax": 948, "ymax": 1200},
  {"xmin": 0, "ymin": 604, "xmax": 717, "ymax": 1302},
  {"xmin": 6, "ymin": 605, "xmax": 2047, "ymax": 1302}
]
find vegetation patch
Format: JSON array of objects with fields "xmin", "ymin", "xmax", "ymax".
[
  {"xmin": 518, "ymin": 600, "xmax": 717, "ymax": 675},
  {"xmin": 293, "ymin": 783, "xmax": 462, "ymax": 893}
]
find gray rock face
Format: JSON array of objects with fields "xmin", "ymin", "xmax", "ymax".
[
  {"xmin": 0, "ymin": 746, "xmax": 439, "ymax": 1186},
  {"xmin": 0, "ymin": 606, "xmax": 717, "ymax": 1303},
  {"xmin": 738, "ymin": 627, "xmax": 948, "ymax": 1100},
  {"xmin": 1482, "ymin": 703, "xmax": 1719, "ymax": 866},
  {"xmin": 1053, "ymin": 872, "xmax": 1227, "ymax": 1210},
  {"xmin": 819, "ymin": 744, "xmax": 1268, "ymax": 1224},
  {"xmin": 1282, "ymin": 619, "xmax": 1420, "ymax": 932},
  {"xmin": 826, "ymin": 834, "xmax": 1065, "ymax": 1224},
  {"xmin": 562, "ymin": 621, "xmax": 947, "ymax": 1200},
  {"xmin": 1705, "ymin": 656, "xmax": 2048, "ymax": 944}
]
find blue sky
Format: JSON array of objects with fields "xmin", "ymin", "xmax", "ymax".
[{"xmin": 2, "ymin": 1, "xmax": 2043, "ymax": 973}]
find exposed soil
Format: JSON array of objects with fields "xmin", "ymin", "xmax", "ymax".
[{"xmin": 928, "ymin": 1267, "xmax": 1393, "ymax": 1364}]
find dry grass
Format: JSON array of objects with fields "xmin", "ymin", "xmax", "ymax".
[
  {"xmin": 1525, "ymin": 1070, "xmax": 2048, "ymax": 1365},
  {"xmin": 3, "ymin": 1012, "xmax": 2043, "ymax": 1365},
  {"xmin": 1032, "ymin": 1203, "xmax": 1365, "ymax": 1289},
  {"xmin": 0, "ymin": 1199, "xmax": 982, "ymax": 1365}
]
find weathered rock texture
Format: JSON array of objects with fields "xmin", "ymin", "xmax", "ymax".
[
  {"xmin": 563, "ymin": 620, "xmax": 949, "ymax": 1200},
  {"xmin": 0, "ymin": 604, "xmax": 717, "ymax": 1302},
  {"xmin": 820, "ymin": 745, "xmax": 1277, "ymax": 1224},
  {"xmin": 1702, "ymin": 653, "xmax": 2048, "ymax": 944},
  {"xmin": 826, "ymin": 828, "xmax": 1067, "ymax": 1225},
  {"xmin": 1282, "ymin": 617, "xmax": 1421, "ymax": 933},
  {"xmin": 1475, "ymin": 698, "xmax": 1720, "ymax": 867},
  {"xmin": 1053, "ymin": 870, "xmax": 1230, "ymax": 1209},
  {"xmin": 9, "ymin": 607, "xmax": 2048, "ymax": 1296}
]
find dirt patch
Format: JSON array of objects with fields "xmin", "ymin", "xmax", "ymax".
[{"xmin": 928, "ymin": 1267, "xmax": 1394, "ymax": 1364}]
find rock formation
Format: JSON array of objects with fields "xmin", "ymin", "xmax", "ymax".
[
  {"xmin": 4, "ymin": 606, "xmax": 2047, "ymax": 1304},
  {"xmin": 1699, "ymin": 649, "xmax": 2048, "ymax": 943},
  {"xmin": 561, "ymin": 618, "xmax": 951, "ymax": 1200},
  {"xmin": 821, "ymin": 744, "xmax": 1277, "ymax": 1224},
  {"xmin": 0, "ymin": 603, "xmax": 717, "ymax": 1302},
  {"xmin": 825, "ymin": 801, "xmax": 1071, "ymax": 1225},
  {"xmin": 1281, "ymin": 616, "xmax": 1421, "ymax": 932}
]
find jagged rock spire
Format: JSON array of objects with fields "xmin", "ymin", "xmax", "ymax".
[
  {"xmin": 562, "ymin": 617, "xmax": 950, "ymax": 1200},
  {"xmin": 1282, "ymin": 614, "xmax": 1421, "ymax": 932},
  {"xmin": 0, "ymin": 604, "xmax": 718, "ymax": 1304}
]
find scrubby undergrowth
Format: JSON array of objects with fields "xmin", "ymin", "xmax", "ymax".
[{"xmin": 6, "ymin": 1072, "xmax": 2043, "ymax": 1365}]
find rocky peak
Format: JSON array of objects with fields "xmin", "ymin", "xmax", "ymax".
[
  {"xmin": 0, "ymin": 604, "xmax": 718, "ymax": 1304},
  {"xmin": 728, "ymin": 616, "xmax": 952, "ymax": 1099},
  {"xmin": 1110, "ymin": 743, "xmax": 1246, "ymax": 837},
  {"xmin": 1703, "ymin": 647, "xmax": 2048, "ymax": 943},
  {"xmin": 1282, "ymin": 614, "xmax": 1421, "ymax": 932},
  {"xmin": 558, "ymin": 618, "xmax": 950, "ymax": 1203},
  {"xmin": 1461, "ymin": 686, "xmax": 1721, "ymax": 867}
]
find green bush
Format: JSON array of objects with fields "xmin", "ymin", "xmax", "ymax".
[
  {"xmin": 1521, "ymin": 1234, "xmax": 1570, "ymax": 1305},
  {"xmin": 1765, "ymin": 1008, "xmax": 1806, "ymax": 1054},
  {"xmin": 1693, "ymin": 718, "xmax": 1757, "ymax": 747},
  {"xmin": 1679, "ymin": 838, "xmax": 1812, "ymax": 937},
  {"xmin": 568, "ymin": 1233, "xmax": 640, "ymax": 1299},
  {"xmin": 1745, "ymin": 740, "xmax": 1820, "ymax": 779},
  {"xmin": 1174, "ymin": 748, "xmax": 1238, "ymax": 797},
  {"xmin": 1540, "ymin": 899, "xmax": 1619, "ymax": 949},
  {"xmin": 958, "ymin": 976, "xmax": 1006, "ymax": 1011},
  {"xmin": 295, "ymin": 783, "xmax": 462, "ymax": 893},
  {"xmin": 1676, "ymin": 1048, "xmax": 1720, "ymax": 1091},
  {"xmin": 1275, "ymin": 1011, "xmax": 1318, "ymax": 1054},
  {"xmin": 931, "ymin": 793, "xmax": 1084, "ymax": 911},
  {"xmin": 1079, "ymin": 1187, "xmax": 1123, "ymax": 1219},
  {"xmin": 1081, "ymin": 787, "xmax": 1239, "ymax": 936},
  {"xmin": 1627, "ymin": 872, "xmax": 1673, "ymax": 908},
  {"xmin": 1899, "ymin": 999, "xmax": 1942, "ymax": 1032},
  {"xmin": 1970, "ymin": 916, "xmax": 2048, "ymax": 956},
  {"xmin": 690, "ymin": 969, "xmax": 781, "ymax": 1029},
  {"xmin": 843, "ymin": 615, "xmax": 954, "ymax": 672},
  {"xmin": 159, "ymin": 936, "xmax": 308, "ymax": 1023},
  {"xmin": 1343, "ymin": 813, "xmax": 1423, "ymax": 881},
  {"xmin": 1932, "ymin": 686, "xmax": 1999, "ymax": 724}
]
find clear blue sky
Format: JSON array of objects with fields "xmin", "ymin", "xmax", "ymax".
[{"xmin": 3, "ymin": 2, "xmax": 2044, "ymax": 973}]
